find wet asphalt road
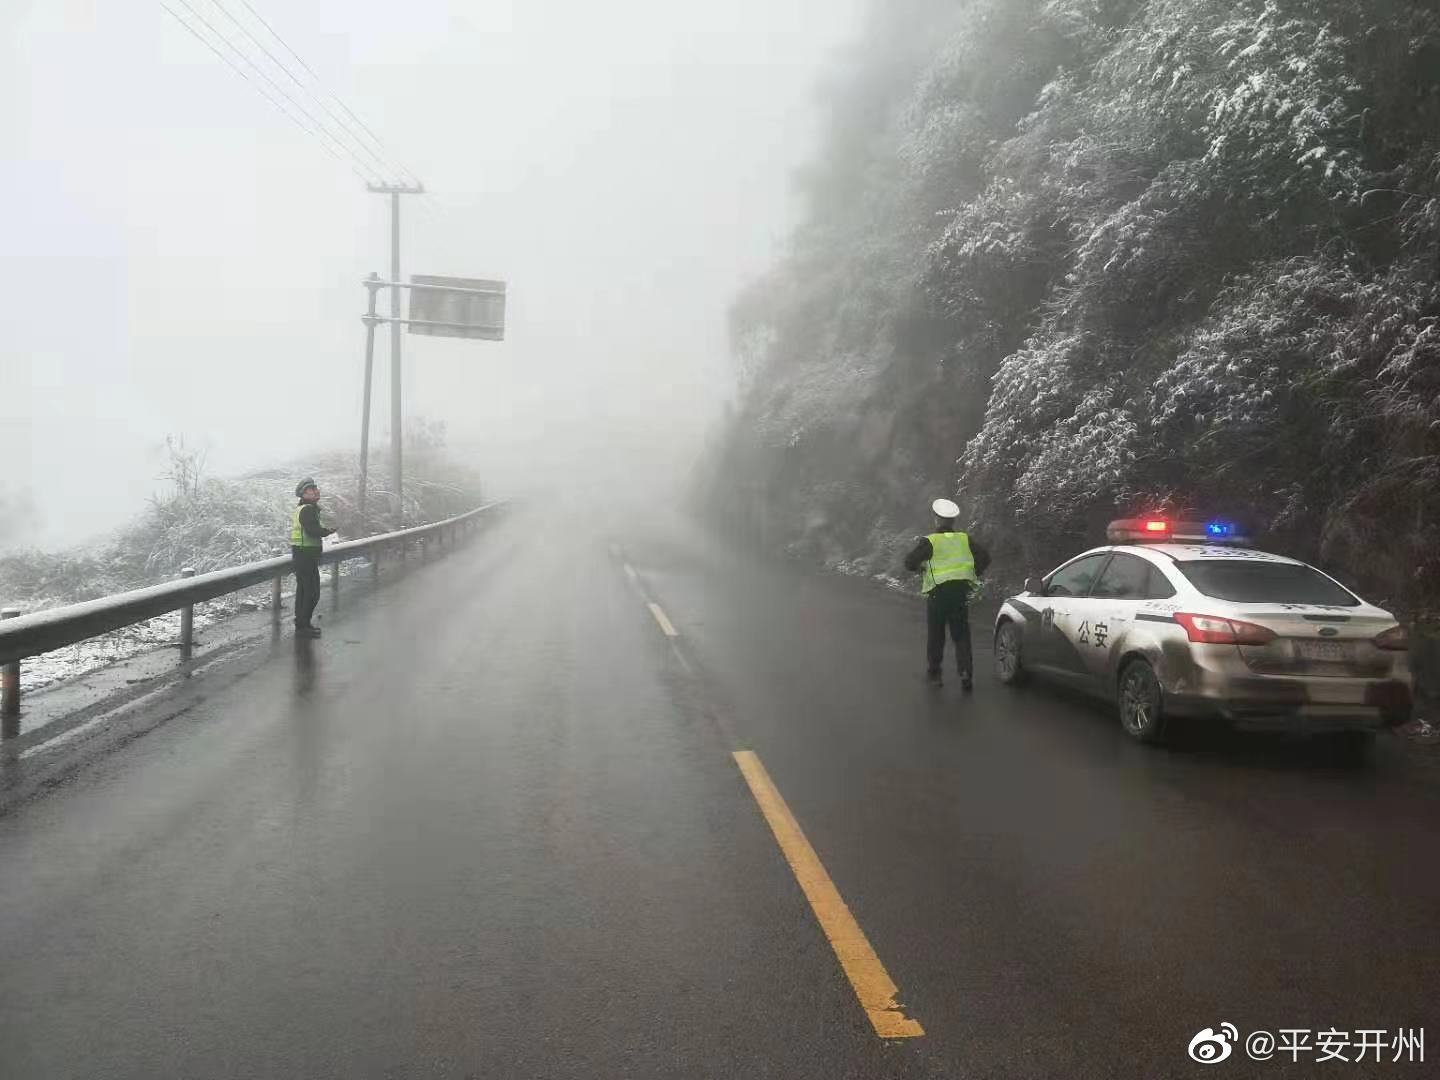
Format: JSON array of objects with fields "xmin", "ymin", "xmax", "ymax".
[{"xmin": 1, "ymin": 504, "xmax": 1438, "ymax": 1079}]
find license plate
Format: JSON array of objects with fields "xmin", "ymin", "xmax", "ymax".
[{"xmin": 1296, "ymin": 639, "xmax": 1352, "ymax": 662}]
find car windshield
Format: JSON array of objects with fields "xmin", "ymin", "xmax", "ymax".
[{"xmin": 1174, "ymin": 560, "xmax": 1360, "ymax": 607}]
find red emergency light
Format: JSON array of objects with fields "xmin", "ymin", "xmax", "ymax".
[{"xmin": 1143, "ymin": 519, "xmax": 1170, "ymax": 533}]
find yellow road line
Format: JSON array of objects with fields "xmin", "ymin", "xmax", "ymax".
[
  {"xmin": 647, "ymin": 602, "xmax": 679, "ymax": 638},
  {"xmin": 731, "ymin": 750, "xmax": 924, "ymax": 1040}
]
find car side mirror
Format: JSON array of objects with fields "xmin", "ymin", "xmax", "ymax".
[{"xmin": 1024, "ymin": 576, "xmax": 1046, "ymax": 596}]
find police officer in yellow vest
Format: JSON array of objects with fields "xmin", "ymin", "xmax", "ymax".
[
  {"xmin": 904, "ymin": 498, "xmax": 991, "ymax": 689},
  {"xmin": 291, "ymin": 478, "xmax": 335, "ymax": 638}
]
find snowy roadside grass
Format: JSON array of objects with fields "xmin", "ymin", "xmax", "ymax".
[
  {"xmin": 24, "ymin": 614, "xmax": 190, "ymax": 693},
  {"xmin": 15, "ymin": 583, "xmax": 274, "ymax": 693},
  {"xmin": 1409, "ymin": 618, "xmax": 1440, "ymax": 735},
  {"xmin": 1395, "ymin": 718, "xmax": 1439, "ymax": 745},
  {"xmin": 874, "ymin": 573, "xmax": 911, "ymax": 593},
  {"xmin": 12, "ymin": 559, "xmax": 375, "ymax": 694}
]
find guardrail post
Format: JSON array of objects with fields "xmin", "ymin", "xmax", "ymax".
[
  {"xmin": 372, "ymin": 548, "xmax": 381, "ymax": 583},
  {"xmin": 2, "ymin": 607, "xmax": 21, "ymax": 722},
  {"xmin": 331, "ymin": 557, "xmax": 342, "ymax": 601},
  {"xmin": 179, "ymin": 569, "xmax": 196, "ymax": 661},
  {"xmin": 271, "ymin": 575, "xmax": 283, "ymax": 630}
]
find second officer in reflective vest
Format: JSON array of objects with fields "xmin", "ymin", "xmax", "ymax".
[
  {"xmin": 904, "ymin": 498, "xmax": 991, "ymax": 689},
  {"xmin": 291, "ymin": 477, "xmax": 336, "ymax": 638}
]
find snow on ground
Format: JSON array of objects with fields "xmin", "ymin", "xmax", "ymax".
[{"xmin": 14, "ymin": 560, "xmax": 370, "ymax": 694}]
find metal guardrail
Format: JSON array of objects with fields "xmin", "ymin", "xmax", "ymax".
[{"xmin": 0, "ymin": 501, "xmax": 505, "ymax": 717}]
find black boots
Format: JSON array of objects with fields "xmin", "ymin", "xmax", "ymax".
[{"xmin": 929, "ymin": 669, "xmax": 973, "ymax": 691}]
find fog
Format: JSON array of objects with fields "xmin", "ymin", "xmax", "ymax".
[{"xmin": 1, "ymin": 0, "xmax": 864, "ymax": 548}]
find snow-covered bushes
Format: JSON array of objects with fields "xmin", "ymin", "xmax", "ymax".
[
  {"xmin": 706, "ymin": 0, "xmax": 1440, "ymax": 620},
  {"xmin": 0, "ymin": 443, "xmax": 486, "ymax": 612}
]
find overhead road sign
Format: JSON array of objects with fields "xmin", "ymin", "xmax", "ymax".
[{"xmin": 407, "ymin": 275, "xmax": 506, "ymax": 341}]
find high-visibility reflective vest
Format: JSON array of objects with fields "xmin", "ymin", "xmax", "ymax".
[
  {"xmin": 291, "ymin": 504, "xmax": 322, "ymax": 548},
  {"xmin": 923, "ymin": 531, "xmax": 977, "ymax": 594}
]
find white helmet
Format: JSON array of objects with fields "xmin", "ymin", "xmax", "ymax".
[{"xmin": 931, "ymin": 498, "xmax": 960, "ymax": 520}]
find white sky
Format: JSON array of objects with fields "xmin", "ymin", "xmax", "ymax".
[{"xmin": 0, "ymin": 0, "xmax": 863, "ymax": 547}]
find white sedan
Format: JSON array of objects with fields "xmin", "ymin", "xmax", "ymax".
[{"xmin": 992, "ymin": 519, "xmax": 1414, "ymax": 745}]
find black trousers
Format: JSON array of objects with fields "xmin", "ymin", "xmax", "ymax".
[
  {"xmin": 926, "ymin": 580, "xmax": 973, "ymax": 676},
  {"xmin": 291, "ymin": 546, "xmax": 321, "ymax": 629}
]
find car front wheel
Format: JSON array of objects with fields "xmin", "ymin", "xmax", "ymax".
[
  {"xmin": 1118, "ymin": 659, "xmax": 1167, "ymax": 743},
  {"xmin": 994, "ymin": 620, "xmax": 1028, "ymax": 686}
]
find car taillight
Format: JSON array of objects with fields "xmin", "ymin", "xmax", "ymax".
[
  {"xmin": 1374, "ymin": 625, "xmax": 1409, "ymax": 651},
  {"xmin": 1174, "ymin": 612, "xmax": 1277, "ymax": 646}
]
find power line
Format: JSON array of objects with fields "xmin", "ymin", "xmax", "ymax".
[
  {"xmin": 160, "ymin": 2, "xmax": 381, "ymax": 186},
  {"xmin": 206, "ymin": 0, "xmax": 412, "ymax": 187},
  {"xmin": 233, "ymin": 0, "xmax": 423, "ymax": 188},
  {"xmin": 167, "ymin": 0, "xmax": 384, "ymax": 184},
  {"xmin": 184, "ymin": 0, "xmax": 391, "ymax": 184}
]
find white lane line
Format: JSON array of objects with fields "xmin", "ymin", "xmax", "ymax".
[
  {"xmin": 624, "ymin": 563, "xmax": 642, "ymax": 586},
  {"xmin": 647, "ymin": 602, "xmax": 679, "ymax": 639}
]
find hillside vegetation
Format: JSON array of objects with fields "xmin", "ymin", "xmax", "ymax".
[
  {"xmin": 702, "ymin": 0, "xmax": 1440, "ymax": 618},
  {"xmin": 0, "ymin": 431, "xmax": 485, "ymax": 611}
]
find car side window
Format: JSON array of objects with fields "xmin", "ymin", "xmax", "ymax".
[
  {"xmin": 1046, "ymin": 554, "xmax": 1110, "ymax": 598},
  {"xmin": 1091, "ymin": 554, "xmax": 1154, "ymax": 600},
  {"xmin": 1146, "ymin": 565, "xmax": 1177, "ymax": 600}
]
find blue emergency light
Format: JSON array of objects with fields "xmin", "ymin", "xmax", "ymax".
[{"xmin": 1205, "ymin": 520, "xmax": 1235, "ymax": 538}]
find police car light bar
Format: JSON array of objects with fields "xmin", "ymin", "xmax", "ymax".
[{"xmin": 1106, "ymin": 518, "xmax": 1252, "ymax": 545}]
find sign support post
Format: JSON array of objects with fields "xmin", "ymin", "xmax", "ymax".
[{"xmin": 356, "ymin": 273, "xmax": 507, "ymax": 530}]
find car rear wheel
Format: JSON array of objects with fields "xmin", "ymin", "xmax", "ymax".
[
  {"xmin": 1118, "ymin": 659, "xmax": 1166, "ymax": 743},
  {"xmin": 994, "ymin": 620, "xmax": 1027, "ymax": 686}
]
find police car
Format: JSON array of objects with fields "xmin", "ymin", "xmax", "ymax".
[{"xmin": 991, "ymin": 518, "xmax": 1413, "ymax": 744}]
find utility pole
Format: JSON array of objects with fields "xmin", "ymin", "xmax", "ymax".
[{"xmin": 368, "ymin": 182, "xmax": 424, "ymax": 528}]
